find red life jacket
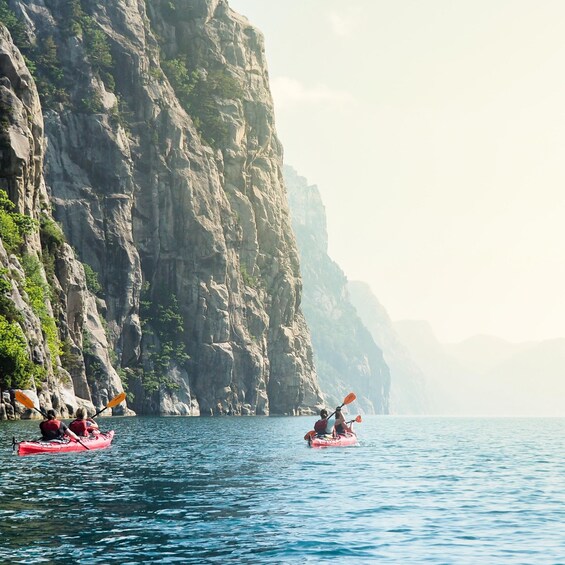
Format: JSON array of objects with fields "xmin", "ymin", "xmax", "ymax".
[
  {"xmin": 40, "ymin": 418, "xmax": 62, "ymax": 440},
  {"xmin": 314, "ymin": 418, "xmax": 327, "ymax": 434},
  {"xmin": 69, "ymin": 419, "xmax": 89, "ymax": 436}
]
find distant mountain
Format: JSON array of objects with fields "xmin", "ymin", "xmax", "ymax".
[
  {"xmin": 445, "ymin": 335, "xmax": 534, "ymax": 376},
  {"xmin": 285, "ymin": 166, "xmax": 390, "ymax": 413},
  {"xmin": 393, "ymin": 320, "xmax": 468, "ymax": 414},
  {"xmin": 395, "ymin": 321, "xmax": 565, "ymax": 416},
  {"xmin": 449, "ymin": 336, "xmax": 565, "ymax": 415},
  {"xmin": 347, "ymin": 282, "xmax": 427, "ymax": 414}
]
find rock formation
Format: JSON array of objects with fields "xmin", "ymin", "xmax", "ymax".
[
  {"xmin": 0, "ymin": 0, "xmax": 323, "ymax": 417},
  {"xmin": 285, "ymin": 166, "xmax": 390, "ymax": 413},
  {"xmin": 0, "ymin": 22, "xmax": 125, "ymax": 418},
  {"xmin": 347, "ymin": 281, "xmax": 427, "ymax": 414}
]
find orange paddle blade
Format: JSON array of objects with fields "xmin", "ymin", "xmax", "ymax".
[
  {"xmin": 304, "ymin": 430, "xmax": 316, "ymax": 441},
  {"xmin": 107, "ymin": 392, "xmax": 126, "ymax": 408},
  {"xmin": 342, "ymin": 392, "xmax": 356, "ymax": 406},
  {"xmin": 14, "ymin": 390, "xmax": 35, "ymax": 410},
  {"xmin": 355, "ymin": 415, "xmax": 362, "ymax": 423}
]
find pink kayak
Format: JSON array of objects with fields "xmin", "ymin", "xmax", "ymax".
[
  {"xmin": 308, "ymin": 431, "xmax": 358, "ymax": 448},
  {"xmin": 16, "ymin": 431, "xmax": 115, "ymax": 456}
]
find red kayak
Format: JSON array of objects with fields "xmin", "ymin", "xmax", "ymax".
[
  {"xmin": 15, "ymin": 431, "xmax": 115, "ymax": 456},
  {"xmin": 308, "ymin": 431, "xmax": 358, "ymax": 448}
]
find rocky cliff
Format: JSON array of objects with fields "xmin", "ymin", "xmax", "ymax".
[
  {"xmin": 285, "ymin": 166, "xmax": 390, "ymax": 413},
  {"xmin": 347, "ymin": 281, "xmax": 427, "ymax": 414},
  {"xmin": 0, "ymin": 0, "xmax": 323, "ymax": 417},
  {"xmin": 0, "ymin": 21, "xmax": 125, "ymax": 419}
]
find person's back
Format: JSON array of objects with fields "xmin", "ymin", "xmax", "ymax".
[
  {"xmin": 334, "ymin": 407, "xmax": 349, "ymax": 435},
  {"xmin": 40, "ymin": 409, "xmax": 67, "ymax": 441},
  {"xmin": 314, "ymin": 409, "xmax": 335, "ymax": 436},
  {"xmin": 69, "ymin": 418, "xmax": 88, "ymax": 436},
  {"xmin": 69, "ymin": 407, "xmax": 98, "ymax": 436}
]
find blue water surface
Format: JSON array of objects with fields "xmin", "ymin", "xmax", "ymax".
[{"xmin": 1, "ymin": 416, "xmax": 565, "ymax": 564}]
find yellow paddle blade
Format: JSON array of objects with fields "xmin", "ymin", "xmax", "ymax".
[
  {"xmin": 107, "ymin": 392, "xmax": 126, "ymax": 408},
  {"xmin": 342, "ymin": 392, "xmax": 356, "ymax": 406},
  {"xmin": 14, "ymin": 390, "xmax": 36, "ymax": 410}
]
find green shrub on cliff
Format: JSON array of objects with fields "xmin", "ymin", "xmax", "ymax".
[
  {"xmin": 21, "ymin": 254, "xmax": 61, "ymax": 361},
  {"xmin": 136, "ymin": 285, "xmax": 189, "ymax": 393},
  {"xmin": 0, "ymin": 190, "xmax": 38, "ymax": 253},
  {"xmin": 83, "ymin": 263, "xmax": 103, "ymax": 296},
  {"xmin": 0, "ymin": 1, "xmax": 29, "ymax": 49},
  {"xmin": 0, "ymin": 315, "xmax": 39, "ymax": 390},
  {"xmin": 0, "ymin": 268, "xmax": 21, "ymax": 323},
  {"xmin": 161, "ymin": 58, "xmax": 196, "ymax": 108},
  {"xmin": 161, "ymin": 56, "xmax": 243, "ymax": 149},
  {"xmin": 81, "ymin": 15, "xmax": 115, "ymax": 91}
]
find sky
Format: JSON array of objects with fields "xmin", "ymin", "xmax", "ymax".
[{"xmin": 229, "ymin": 0, "xmax": 565, "ymax": 343}]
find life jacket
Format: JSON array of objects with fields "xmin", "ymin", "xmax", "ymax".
[
  {"xmin": 314, "ymin": 418, "xmax": 327, "ymax": 434},
  {"xmin": 40, "ymin": 418, "xmax": 63, "ymax": 440},
  {"xmin": 69, "ymin": 419, "xmax": 89, "ymax": 437}
]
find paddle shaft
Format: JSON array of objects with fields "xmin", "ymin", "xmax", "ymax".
[
  {"xmin": 326, "ymin": 392, "xmax": 356, "ymax": 421},
  {"xmin": 91, "ymin": 392, "xmax": 126, "ymax": 419}
]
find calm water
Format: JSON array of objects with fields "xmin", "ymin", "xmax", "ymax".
[{"xmin": 1, "ymin": 416, "xmax": 565, "ymax": 564}]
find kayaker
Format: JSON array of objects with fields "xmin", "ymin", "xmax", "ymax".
[
  {"xmin": 69, "ymin": 407, "xmax": 99, "ymax": 437},
  {"xmin": 334, "ymin": 406, "xmax": 351, "ymax": 435},
  {"xmin": 40, "ymin": 409, "xmax": 80, "ymax": 442},
  {"xmin": 314, "ymin": 408, "xmax": 335, "ymax": 436}
]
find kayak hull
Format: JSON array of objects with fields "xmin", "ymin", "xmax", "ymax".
[
  {"xmin": 308, "ymin": 432, "xmax": 358, "ymax": 448},
  {"xmin": 16, "ymin": 431, "xmax": 115, "ymax": 456}
]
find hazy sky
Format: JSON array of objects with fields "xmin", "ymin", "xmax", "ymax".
[{"xmin": 229, "ymin": 0, "xmax": 565, "ymax": 343}]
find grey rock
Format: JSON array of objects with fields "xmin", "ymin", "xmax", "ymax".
[
  {"xmin": 285, "ymin": 166, "xmax": 390, "ymax": 414},
  {"xmin": 1, "ymin": 1, "xmax": 324, "ymax": 416}
]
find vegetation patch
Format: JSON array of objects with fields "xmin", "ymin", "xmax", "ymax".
[
  {"xmin": 0, "ymin": 315, "xmax": 45, "ymax": 390},
  {"xmin": 21, "ymin": 254, "xmax": 61, "ymax": 361},
  {"xmin": 1, "ymin": 0, "xmax": 116, "ymax": 109},
  {"xmin": 161, "ymin": 56, "xmax": 243, "ymax": 149},
  {"xmin": 133, "ymin": 284, "xmax": 190, "ymax": 393},
  {"xmin": 83, "ymin": 262, "xmax": 103, "ymax": 296},
  {"xmin": 0, "ymin": 190, "xmax": 38, "ymax": 254}
]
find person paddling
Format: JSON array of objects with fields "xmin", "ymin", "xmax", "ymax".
[
  {"xmin": 40, "ymin": 409, "xmax": 80, "ymax": 442},
  {"xmin": 334, "ymin": 406, "xmax": 351, "ymax": 435},
  {"xmin": 314, "ymin": 408, "xmax": 335, "ymax": 436},
  {"xmin": 69, "ymin": 407, "xmax": 99, "ymax": 437}
]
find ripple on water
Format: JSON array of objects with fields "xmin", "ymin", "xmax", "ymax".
[{"xmin": 2, "ymin": 416, "xmax": 565, "ymax": 563}]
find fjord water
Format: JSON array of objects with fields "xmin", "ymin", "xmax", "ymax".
[{"xmin": 1, "ymin": 417, "xmax": 565, "ymax": 564}]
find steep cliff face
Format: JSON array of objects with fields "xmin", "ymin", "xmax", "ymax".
[
  {"xmin": 347, "ymin": 281, "xmax": 427, "ymax": 414},
  {"xmin": 1, "ymin": 0, "xmax": 322, "ymax": 415},
  {"xmin": 285, "ymin": 166, "xmax": 390, "ymax": 414},
  {"xmin": 0, "ymin": 22, "xmax": 125, "ymax": 419}
]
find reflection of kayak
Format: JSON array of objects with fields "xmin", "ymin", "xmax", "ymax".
[
  {"xmin": 16, "ymin": 431, "xmax": 115, "ymax": 456},
  {"xmin": 308, "ymin": 432, "xmax": 358, "ymax": 448}
]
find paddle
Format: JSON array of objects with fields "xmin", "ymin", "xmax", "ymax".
[
  {"xmin": 347, "ymin": 415, "xmax": 362, "ymax": 425},
  {"xmin": 91, "ymin": 392, "xmax": 126, "ymax": 419},
  {"xmin": 303, "ymin": 392, "xmax": 357, "ymax": 441},
  {"xmin": 14, "ymin": 391, "xmax": 90, "ymax": 450},
  {"xmin": 326, "ymin": 392, "xmax": 356, "ymax": 421}
]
